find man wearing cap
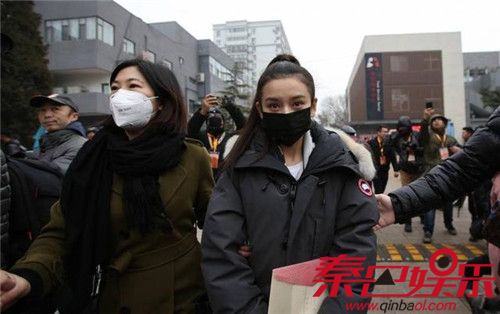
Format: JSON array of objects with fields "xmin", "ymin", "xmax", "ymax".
[
  {"xmin": 30, "ymin": 94, "xmax": 87, "ymax": 174},
  {"xmin": 420, "ymin": 107, "xmax": 461, "ymax": 243},
  {"xmin": 188, "ymin": 94, "xmax": 245, "ymax": 180}
]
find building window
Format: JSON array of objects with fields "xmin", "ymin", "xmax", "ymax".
[
  {"xmin": 45, "ymin": 17, "xmax": 113, "ymax": 46},
  {"xmin": 86, "ymin": 17, "xmax": 96, "ymax": 39},
  {"xmin": 390, "ymin": 55, "xmax": 409, "ymax": 72},
  {"xmin": 227, "ymin": 36, "xmax": 246, "ymax": 41},
  {"xmin": 230, "ymin": 27, "xmax": 245, "ymax": 33},
  {"xmin": 101, "ymin": 83, "xmax": 111, "ymax": 94},
  {"xmin": 61, "ymin": 20, "xmax": 70, "ymax": 40},
  {"xmin": 162, "ymin": 59, "xmax": 173, "ymax": 70},
  {"xmin": 424, "ymin": 54, "xmax": 441, "ymax": 71},
  {"xmin": 78, "ymin": 18, "xmax": 86, "ymax": 39},
  {"xmin": 391, "ymin": 88, "xmax": 410, "ymax": 113},
  {"xmin": 122, "ymin": 38, "xmax": 135, "ymax": 55},
  {"xmin": 209, "ymin": 56, "xmax": 232, "ymax": 81}
]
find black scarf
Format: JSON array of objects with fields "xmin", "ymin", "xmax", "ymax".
[{"xmin": 59, "ymin": 123, "xmax": 185, "ymax": 311}]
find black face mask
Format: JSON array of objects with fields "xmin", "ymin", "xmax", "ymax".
[
  {"xmin": 261, "ymin": 107, "xmax": 312, "ymax": 146},
  {"xmin": 207, "ymin": 116, "xmax": 224, "ymax": 137}
]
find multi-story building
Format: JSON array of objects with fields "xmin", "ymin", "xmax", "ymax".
[
  {"xmin": 463, "ymin": 51, "xmax": 500, "ymax": 127},
  {"xmin": 213, "ymin": 20, "xmax": 292, "ymax": 95},
  {"xmin": 34, "ymin": 1, "xmax": 234, "ymax": 126},
  {"xmin": 346, "ymin": 32, "xmax": 466, "ymax": 136}
]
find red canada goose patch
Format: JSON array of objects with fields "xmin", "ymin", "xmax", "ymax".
[{"xmin": 358, "ymin": 179, "xmax": 373, "ymax": 196}]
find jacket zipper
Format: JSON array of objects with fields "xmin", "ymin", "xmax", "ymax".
[{"xmin": 282, "ymin": 181, "xmax": 297, "ymax": 250}]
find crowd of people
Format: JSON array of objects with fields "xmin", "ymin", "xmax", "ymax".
[{"xmin": 0, "ymin": 53, "xmax": 498, "ymax": 314}]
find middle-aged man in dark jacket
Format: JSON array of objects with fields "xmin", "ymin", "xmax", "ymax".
[
  {"xmin": 390, "ymin": 116, "xmax": 426, "ymax": 233},
  {"xmin": 367, "ymin": 125, "xmax": 399, "ymax": 194},
  {"xmin": 30, "ymin": 94, "xmax": 87, "ymax": 174},
  {"xmin": 376, "ymin": 106, "xmax": 500, "ymax": 312}
]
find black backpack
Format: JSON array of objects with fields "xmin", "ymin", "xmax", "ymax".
[{"xmin": 5, "ymin": 156, "xmax": 63, "ymax": 268}]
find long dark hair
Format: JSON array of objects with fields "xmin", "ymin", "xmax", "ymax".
[
  {"xmin": 104, "ymin": 59, "xmax": 187, "ymax": 134},
  {"xmin": 223, "ymin": 54, "xmax": 316, "ymax": 169}
]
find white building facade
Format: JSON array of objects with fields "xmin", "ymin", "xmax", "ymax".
[{"xmin": 213, "ymin": 20, "xmax": 292, "ymax": 94}]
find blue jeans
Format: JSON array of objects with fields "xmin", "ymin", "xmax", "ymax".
[{"xmin": 423, "ymin": 202, "xmax": 454, "ymax": 235}]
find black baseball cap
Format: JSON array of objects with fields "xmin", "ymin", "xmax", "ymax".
[{"xmin": 30, "ymin": 94, "xmax": 79, "ymax": 112}]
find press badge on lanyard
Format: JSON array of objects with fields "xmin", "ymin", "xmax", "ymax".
[
  {"xmin": 435, "ymin": 134, "xmax": 449, "ymax": 160},
  {"xmin": 210, "ymin": 152, "xmax": 219, "ymax": 169}
]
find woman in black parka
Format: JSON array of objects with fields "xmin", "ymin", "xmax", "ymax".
[{"xmin": 201, "ymin": 54, "xmax": 379, "ymax": 314}]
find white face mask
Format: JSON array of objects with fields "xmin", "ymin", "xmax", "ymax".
[{"xmin": 109, "ymin": 89, "xmax": 159, "ymax": 129}]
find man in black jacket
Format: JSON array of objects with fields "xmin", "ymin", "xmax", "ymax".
[
  {"xmin": 375, "ymin": 106, "xmax": 500, "ymax": 312},
  {"xmin": 188, "ymin": 94, "xmax": 246, "ymax": 179},
  {"xmin": 390, "ymin": 116, "xmax": 426, "ymax": 233},
  {"xmin": 367, "ymin": 125, "xmax": 399, "ymax": 194}
]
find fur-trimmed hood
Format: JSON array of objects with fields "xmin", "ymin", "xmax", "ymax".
[{"xmin": 325, "ymin": 128, "xmax": 376, "ymax": 181}]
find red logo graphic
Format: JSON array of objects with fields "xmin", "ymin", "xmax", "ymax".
[
  {"xmin": 358, "ymin": 179, "xmax": 373, "ymax": 196},
  {"xmin": 312, "ymin": 248, "xmax": 495, "ymax": 298}
]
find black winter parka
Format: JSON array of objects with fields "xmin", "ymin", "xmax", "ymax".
[{"xmin": 202, "ymin": 123, "xmax": 378, "ymax": 313}]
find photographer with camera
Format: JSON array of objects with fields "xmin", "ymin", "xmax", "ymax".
[
  {"xmin": 391, "ymin": 115, "xmax": 426, "ymax": 233},
  {"xmin": 188, "ymin": 94, "xmax": 246, "ymax": 180}
]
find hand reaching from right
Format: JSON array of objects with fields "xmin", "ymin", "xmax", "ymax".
[
  {"xmin": 0, "ymin": 270, "xmax": 31, "ymax": 310},
  {"xmin": 374, "ymin": 194, "xmax": 396, "ymax": 231}
]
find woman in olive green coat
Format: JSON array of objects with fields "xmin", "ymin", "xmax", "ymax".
[{"xmin": 0, "ymin": 59, "xmax": 214, "ymax": 313}]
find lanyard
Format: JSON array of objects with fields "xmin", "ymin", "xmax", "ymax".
[
  {"xmin": 208, "ymin": 133, "xmax": 221, "ymax": 152},
  {"xmin": 434, "ymin": 134, "xmax": 447, "ymax": 147}
]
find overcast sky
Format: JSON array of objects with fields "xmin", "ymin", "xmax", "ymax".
[{"xmin": 115, "ymin": 0, "xmax": 500, "ymax": 106}]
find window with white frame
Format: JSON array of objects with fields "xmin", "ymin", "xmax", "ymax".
[
  {"xmin": 45, "ymin": 17, "xmax": 113, "ymax": 46},
  {"xmin": 123, "ymin": 38, "xmax": 135, "ymax": 55}
]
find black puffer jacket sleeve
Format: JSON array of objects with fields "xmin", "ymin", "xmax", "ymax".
[
  {"xmin": 201, "ymin": 170, "xmax": 268, "ymax": 314},
  {"xmin": 223, "ymin": 100, "xmax": 246, "ymax": 130},
  {"xmin": 187, "ymin": 109, "xmax": 206, "ymax": 141},
  {"xmin": 389, "ymin": 107, "xmax": 500, "ymax": 223}
]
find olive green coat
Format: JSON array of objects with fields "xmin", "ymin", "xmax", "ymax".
[{"xmin": 13, "ymin": 139, "xmax": 214, "ymax": 313}]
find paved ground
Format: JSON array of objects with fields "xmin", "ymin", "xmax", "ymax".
[{"xmin": 370, "ymin": 170, "xmax": 487, "ymax": 313}]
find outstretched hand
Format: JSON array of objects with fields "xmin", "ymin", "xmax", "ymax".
[
  {"xmin": 374, "ymin": 194, "xmax": 396, "ymax": 230},
  {"xmin": 0, "ymin": 270, "xmax": 31, "ymax": 310}
]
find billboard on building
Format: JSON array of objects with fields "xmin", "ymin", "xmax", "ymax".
[{"xmin": 364, "ymin": 53, "xmax": 384, "ymax": 120}]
